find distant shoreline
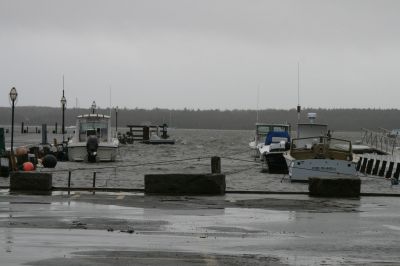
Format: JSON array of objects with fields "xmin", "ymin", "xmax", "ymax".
[{"xmin": 0, "ymin": 106, "xmax": 399, "ymax": 131}]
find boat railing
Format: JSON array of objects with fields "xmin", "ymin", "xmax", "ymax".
[{"xmin": 361, "ymin": 128, "xmax": 399, "ymax": 155}]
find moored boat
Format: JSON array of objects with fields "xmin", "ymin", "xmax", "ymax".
[
  {"xmin": 249, "ymin": 123, "xmax": 290, "ymax": 156},
  {"xmin": 284, "ymin": 113, "xmax": 356, "ymax": 181},
  {"xmin": 68, "ymin": 113, "xmax": 119, "ymax": 162}
]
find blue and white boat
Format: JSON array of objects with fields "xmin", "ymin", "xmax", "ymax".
[{"xmin": 258, "ymin": 130, "xmax": 291, "ymax": 173}]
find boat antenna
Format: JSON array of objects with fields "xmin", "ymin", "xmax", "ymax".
[
  {"xmin": 297, "ymin": 62, "xmax": 301, "ymax": 138},
  {"xmin": 109, "ymin": 85, "xmax": 112, "ymax": 117},
  {"xmin": 256, "ymin": 84, "xmax": 260, "ymax": 123}
]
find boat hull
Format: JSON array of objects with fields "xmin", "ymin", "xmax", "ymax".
[
  {"xmin": 68, "ymin": 144, "xmax": 118, "ymax": 162},
  {"xmin": 286, "ymin": 158, "xmax": 357, "ymax": 182},
  {"xmin": 262, "ymin": 152, "xmax": 289, "ymax": 174}
]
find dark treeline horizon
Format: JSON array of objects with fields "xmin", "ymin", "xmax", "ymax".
[{"xmin": 0, "ymin": 106, "xmax": 399, "ymax": 131}]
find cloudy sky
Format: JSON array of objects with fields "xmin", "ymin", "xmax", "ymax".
[{"xmin": 1, "ymin": 0, "xmax": 399, "ymax": 110}]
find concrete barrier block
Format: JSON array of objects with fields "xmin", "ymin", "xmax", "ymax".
[
  {"xmin": 308, "ymin": 176, "xmax": 361, "ymax": 198},
  {"xmin": 145, "ymin": 174, "xmax": 225, "ymax": 195},
  {"xmin": 10, "ymin": 172, "xmax": 52, "ymax": 194}
]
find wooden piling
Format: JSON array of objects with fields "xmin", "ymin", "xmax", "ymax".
[
  {"xmin": 385, "ymin": 162, "xmax": 394, "ymax": 179},
  {"xmin": 211, "ymin": 156, "xmax": 221, "ymax": 174},
  {"xmin": 92, "ymin": 172, "xmax": 96, "ymax": 195},
  {"xmin": 143, "ymin": 126, "xmax": 150, "ymax": 141},
  {"xmin": 68, "ymin": 171, "xmax": 71, "ymax": 195},
  {"xmin": 356, "ymin": 157, "xmax": 363, "ymax": 171},
  {"xmin": 372, "ymin": 160, "xmax": 380, "ymax": 176},
  {"xmin": 21, "ymin": 122, "xmax": 24, "ymax": 134},
  {"xmin": 366, "ymin": 159, "xmax": 374, "ymax": 175},
  {"xmin": 393, "ymin": 163, "xmax": 400, "ymax": 180},
  {"xmin": 360, "ymin": 157, "xmax": 368, "ymax": 173},
  {"xmin": 41, "ymin": 124, "xmax": 47, "ymax": 144},
  {"xmin": 378, "ymin": 161, "xmax": 387, "ymax": 177}
]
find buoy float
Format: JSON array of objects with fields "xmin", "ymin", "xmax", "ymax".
[
  {"xmin": 22, "ymin": 162, "xmax": 35, "ymax": 171},
  {"xmin": 42, "ymin": 154, "xmax": 57, "ymax": 168}
]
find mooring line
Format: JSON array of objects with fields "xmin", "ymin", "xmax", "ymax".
[{"xmin": 38, "ymin": 156, "xmax": 211, "ymax": 173}]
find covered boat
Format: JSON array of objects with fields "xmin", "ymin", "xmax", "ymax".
[{"xmin": 258, "ymin": 130, "xmax": 291, "ymax": 173}]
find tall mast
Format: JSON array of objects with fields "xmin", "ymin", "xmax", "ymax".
[
  {"xmin": 256, "ymin": 85, "xmax": 260, "ymax": 123},
  {"xmin": 297, "ymin": 62, "xmax": 301, "ymax": 138}
]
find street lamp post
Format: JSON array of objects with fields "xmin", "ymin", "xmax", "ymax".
[
  {"xmin": 9, "ymin": 87, "xmax": 18, "ymax": 157},
  {"xmin": 91, "ymin": 101, "xmax": 96, "ymax": 114},
  {"xmin": 61, "ymin": 90, "xmax": 67, "ymax": 142},
  {"xmin": 115, "ymin": 106, "xmax": 118, "ymax": 133}
]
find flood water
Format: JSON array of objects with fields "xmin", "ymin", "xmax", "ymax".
[{"xmin": 2, "ymin": 128, "xmax": 395, "ymax": 194}]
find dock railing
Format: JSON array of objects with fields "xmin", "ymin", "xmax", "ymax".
[{"xmin": 361, "ymin": 128, "xmax": 400, "ymax": 155}]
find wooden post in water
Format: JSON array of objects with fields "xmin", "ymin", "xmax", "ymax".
[
  {"xmin": 372, "ymin": 160, "xmax": 380, "ymax": 176},
  {"xmin": 143, "ymin": 126, "xmax": 150, "ymax": 141},
  {"xmin": 41, "ymin": 124, "xmax": 48, "ymax": 144},
  {"xmin": 393, "ymin": 163, "xmax": 400, "ymax": 180},
  {"xmin": 68, "ymin": 171, "xmax": 71, "ymax": 195},
  {"xmin": 378, "ymin": 161, "xmax": 387, "ymax": 177},
  {"xmin": 21, "ymin": 122, "xmax": 24, "ymax": 134},
  {"xmin": 366, "ymin": 159, "xmax": 374, "ymax": 175},
  {"xmin": 211, "ymin": 156, "xmax": 221, "ymax": 174},
  {"xmin": 54, "ymin": 123, "xmax": 58, "ymax": 134},
  {"xmin": 92, "ymin": 172, "xmax": 96, "ymax": 195},
  {"xmin": 385, "ymin": 162, "xmax": 394, "ymax": 179},
  {"xmin": 360, "ymin": 157, "xmax": 368, "ymax": 174},
  {"xmin": 356, "ymin": 157, "xmax": 363, "ymax": 171}
]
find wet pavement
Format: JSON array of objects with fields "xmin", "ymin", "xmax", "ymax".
[{"xmin": 1, "ymin": 191, "xmax": 400, "ymax": 265}]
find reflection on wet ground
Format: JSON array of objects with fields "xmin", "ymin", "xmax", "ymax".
[{"xmin": 0, "ymin": 193, "xmax": 400, "ymax": 265}]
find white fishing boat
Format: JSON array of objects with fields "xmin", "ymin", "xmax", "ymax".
[
  {"xmin": 257, "ymin": 127, "xmax": 291, "ymax": 173},
  {"xmin": 249, "ymin": 123, "xmax": 290, "ymax": 154},
  {"xmin": 68, "ymin": 113, "xmax": 119, "ymax": 162},
  {"xmin": 284, "ymin": 113, "xmax": 356, "ymax": 181}
]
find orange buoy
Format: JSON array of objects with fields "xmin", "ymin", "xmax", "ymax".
[{"xmin": 22, "ymin": 162, "xmax": 35, "ymax": 171}]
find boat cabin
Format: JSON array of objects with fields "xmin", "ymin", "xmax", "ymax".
[
  {"xmin": 290, "ymin": 136, "xmax": 353, "ymax": 161},
  {"xmin": 255, "ymin": 123, "xmax": 290, "ymax": 144},
  {"xmin": 73, "ymin": 114, "xmax": 112, "ymax": 143}
]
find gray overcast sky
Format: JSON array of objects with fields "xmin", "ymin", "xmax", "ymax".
[{"xmin": 1, "ymin": 0, "xmax": 399, "ymax": 110}]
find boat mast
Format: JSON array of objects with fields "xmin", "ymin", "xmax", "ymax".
[
  {"xmin": 256, "ymin": 85, "xmax": 260, "ymax": 123},
  {"xmin": 297, "ymin": 62, "xmax": 301, "ymax": 138}
]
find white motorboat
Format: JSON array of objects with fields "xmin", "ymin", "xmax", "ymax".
[
  {"xmin": 68, "ymin": 114, "xmax": 119, "ymax": 162},
  {"xmin": 257, "ymin": 128, "xmax": 291, "ymax": 173},
  {"xmin": 249, "ymin": 123, "xmax": 290, "ymax": 154},
  {"xmin": 284, "ymin": 113, "xmax": 356, "ymax": 181}
]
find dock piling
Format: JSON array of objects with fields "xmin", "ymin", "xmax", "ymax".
[
  {"xmin": 356, "ymin": 157, "xmax": 363, "ymax": 171},
  {"xmin": 372, "ymin": 160, "xmax": 380, "ymax": 176},
  {"xmin": 360, "ymin": 158, "xmax": 368, "ymax": 173},
  {"xmin": 378, "ymin": 161, "xmax": 387, "ymax": 177},
  {"xmin": 366, "ymin": 159, "xmax": 374, "ymax": 175},
  {"xmin": 211, "ymin": 156, "xmax": 221, "ymax": 174},
  {"xmin": 68, "ymin": 171, "xmax": 71, "ymax": 195},
  {"xmin": 92, "ymin": 172, "xmax": 96, "ymax": 195},
  {"xmin": 386, "ymin": 162, "xmax": 394, "ymax": 179}
]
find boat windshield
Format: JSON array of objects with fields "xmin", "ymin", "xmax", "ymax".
[
  {"xmin": 291, "ymin": 137, "xmax": 352, "ymax": 152},
  {"xmin": 256, "ymin": 125, "xmax": 289, "ymax": 140},
  {"xmin": 79, "ymin": 120, "xmax": 108, "ymax": 142}
]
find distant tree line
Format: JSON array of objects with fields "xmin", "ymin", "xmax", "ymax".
[{"xmin": 0, "ymin": 106, "xmax": 399, "ymax": 131}]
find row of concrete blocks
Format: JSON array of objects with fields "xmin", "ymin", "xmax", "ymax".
[
  {"xmin": 357, "ymin": 157, "xmax": 400, "ymax": 179},
  {"xmin": 9, "ymin": 172, "xmax": 361, "ymax": 198}
]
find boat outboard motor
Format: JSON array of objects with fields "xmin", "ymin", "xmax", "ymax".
[{"xmin": 86, "ymin": 135, "xmax": 99, "ymax": 163}]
